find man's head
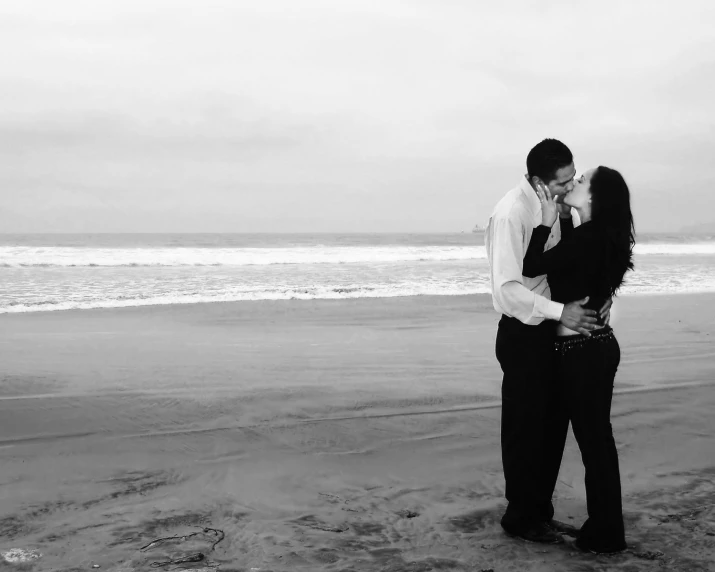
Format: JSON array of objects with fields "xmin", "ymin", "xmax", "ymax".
[{"xmin": 526, "ymin": 138, "xmax": 576, "ymax": 197}]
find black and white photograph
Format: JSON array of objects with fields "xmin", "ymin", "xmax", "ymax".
[{"xmin": 1, "ymin": 1, "xmax": 714, "ymax": 570}]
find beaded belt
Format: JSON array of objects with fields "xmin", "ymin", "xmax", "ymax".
[{"xmin": 554, "ymin": 327, "xmax": 614, "ymax": 356}]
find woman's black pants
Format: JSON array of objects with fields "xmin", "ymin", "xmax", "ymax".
[{"xmin": 556, "ymin": 327, "xmax": 626, "ymax": 550}]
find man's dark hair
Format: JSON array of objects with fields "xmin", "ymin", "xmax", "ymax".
[{"xmin": 526, "ymin": 138, "xmax": 573, "ymax": 183}]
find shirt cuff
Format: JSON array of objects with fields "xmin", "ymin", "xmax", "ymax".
[{"xmin": 542, "ymin": 299, "xmax": 564, "ymax": 322}]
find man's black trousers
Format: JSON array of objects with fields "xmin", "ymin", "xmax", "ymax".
[{"xmin": 495, "ymin": 315, "xmax": 568, "ymax": 530}]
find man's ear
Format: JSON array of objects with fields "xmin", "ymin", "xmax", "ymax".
[{"xmin": 531, "ymin": 176, "xmax": 543, "ymax": 189}]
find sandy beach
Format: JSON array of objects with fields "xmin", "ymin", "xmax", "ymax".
[{"xmin": 1, "ymin": 293, "xmax": 714, "ymax": 571}]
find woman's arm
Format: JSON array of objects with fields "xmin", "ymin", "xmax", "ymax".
[
  {"xmin": 523, "ymin": 186, "xmax": 583, "ymax": 278},
  {"xmin": 522, "ymin": 225, "xmax": 584, "ymax": 278}
]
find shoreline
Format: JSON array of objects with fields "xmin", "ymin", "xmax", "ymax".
[
  {"xmin": 2, "ymin": 292, "xmax": 715, "ymax": 416},
  {"xmin": 3, "ymin": 288, "xmax": 715, "ymax": 317}
]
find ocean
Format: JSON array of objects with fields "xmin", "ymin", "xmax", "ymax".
[{"xmin": 2, "ymin": 232, "xmax": 715, "ymax": 314}]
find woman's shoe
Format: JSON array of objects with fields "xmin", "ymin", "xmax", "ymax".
[{"xmin": 574, "ymin": 536, "xmax": 627, "ymax": 555}]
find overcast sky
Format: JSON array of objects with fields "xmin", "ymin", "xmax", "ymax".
[{"xmin": 1, "ymin": 0, "xmax": 713, "ymax": 233}]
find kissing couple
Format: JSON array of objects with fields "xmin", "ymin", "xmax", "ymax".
[{"xmin": 486, "ymin": 138, "xmax": 635, "ymax": 554}]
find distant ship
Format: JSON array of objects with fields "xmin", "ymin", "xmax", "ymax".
[{"xmin": 471, "ymin": 224, "xmax": 485, "ymax": 233}]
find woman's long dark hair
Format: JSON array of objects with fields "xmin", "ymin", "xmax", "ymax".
[{"xmin": 589, "ymin": 166, "xmax": 635, "ymax": 295}]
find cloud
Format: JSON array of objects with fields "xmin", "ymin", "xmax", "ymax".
[{"xmin": 0, "ymin": 0, "xmax": 713, "ymax": 232}]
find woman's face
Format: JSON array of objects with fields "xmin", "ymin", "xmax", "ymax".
[{"xmin": 564, "ymin": 167, "xmax": 596, "ymax": 209}]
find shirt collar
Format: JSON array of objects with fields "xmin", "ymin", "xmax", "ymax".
[{"xmin": 519, "ymin": 175, "xmax": 541, "ymax": 215}]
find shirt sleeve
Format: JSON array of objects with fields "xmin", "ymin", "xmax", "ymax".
[
  {"xmin": 522, "ymin": 222, "xmax": 584, "ymax": 278},
  {"xmin": 489, "ymin": 214, "xmax": 564, "ymax": 324}
]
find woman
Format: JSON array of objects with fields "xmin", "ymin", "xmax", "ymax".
[{"xmin": 522, "ymin": 166, "xmax": 635, "ymax": 554}]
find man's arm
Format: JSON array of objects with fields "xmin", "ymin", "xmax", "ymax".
[
  {"xmin": 488, "ymin": 213, "xmax": 600, "ymax": 334},
  {"xmin": 487, "ymin": 214, "xmax": 563, "ymax": 325}
]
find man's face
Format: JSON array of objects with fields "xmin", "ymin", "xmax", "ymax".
[{"xmin": 544, "ymin": 163, "xmax": 577, "ymax": 197}]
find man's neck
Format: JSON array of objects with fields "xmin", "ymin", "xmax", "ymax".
[{"xmin": 524, "ymin": 174, "xmax": 538, "ymax": 194}]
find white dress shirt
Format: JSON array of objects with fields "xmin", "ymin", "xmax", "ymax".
[{"xmin": 485, "ymin": 176, "xmax": 579, "ymax": 325}]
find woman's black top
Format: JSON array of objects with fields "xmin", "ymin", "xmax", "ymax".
[{"xmin": 523, "ymin": 218, "xmax": 610, "ymax": 323}]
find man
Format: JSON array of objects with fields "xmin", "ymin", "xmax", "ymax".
[{"xmin": 485, "ymin": 139, "xmax": 609, "ymax": 544}]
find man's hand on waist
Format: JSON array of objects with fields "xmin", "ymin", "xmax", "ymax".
[{"xmin": 559, "ymin": 296, "xmax": 599, "ymax": 336}]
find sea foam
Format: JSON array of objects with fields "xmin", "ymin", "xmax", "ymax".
[
  {"xmin": 3, "ymin": 241, "xmax": 715, "ymax": 268},
  {"xmin": 0, "ymin": 245, "xmax": 481, "ymax": 267}
]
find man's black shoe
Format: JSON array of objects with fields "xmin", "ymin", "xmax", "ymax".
[
  {"xmin": 502, "ymin": 522, "xmax": 564, "ymax": 544},
  {"xmin": 546, "ymin": 519, "xmax": 580, "ymax": 538}
]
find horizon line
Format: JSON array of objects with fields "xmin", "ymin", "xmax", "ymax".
[{"xmin": 0, "ymin": 228, "xmax": 685, "ymax": 235}]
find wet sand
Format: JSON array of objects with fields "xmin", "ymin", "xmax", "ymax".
[{"xmin": 1, "ymin": 293, "xmax": 714, "ymax": 571}]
